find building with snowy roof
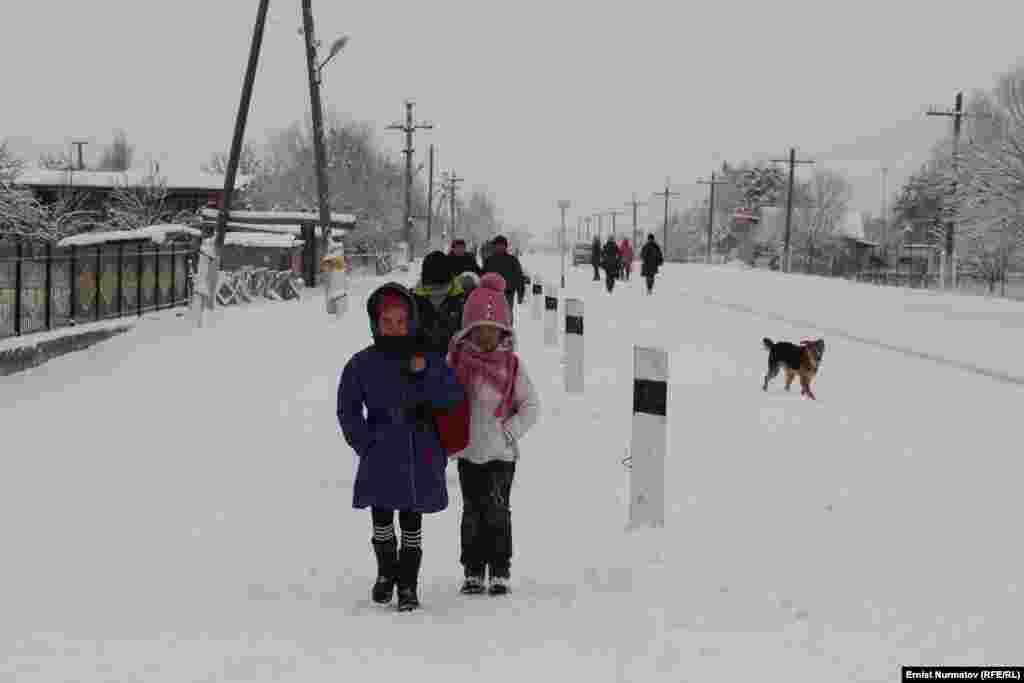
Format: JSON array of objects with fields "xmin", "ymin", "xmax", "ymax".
[{"xmin": 13, "ymin": 166, "xmax": 252, "ymax": 216}]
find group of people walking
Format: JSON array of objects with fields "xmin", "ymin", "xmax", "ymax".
[
  {"xmin": 337, "ymin": 235, "xmax": 537, "ymax": 612},
  {"xmin": 590, "ymin": 233, "xmax": 665, "ymax": 295}
]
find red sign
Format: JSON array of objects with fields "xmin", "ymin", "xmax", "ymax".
[{"xmin": 733, "ymin": 208, "xmax": 759, "ymax": 223}]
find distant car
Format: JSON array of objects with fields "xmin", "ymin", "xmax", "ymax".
[{"xmin": 572, "ymin": 241, "xmax": 592, "ymax": 266}]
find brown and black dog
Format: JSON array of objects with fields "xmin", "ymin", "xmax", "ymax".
[{"xmin": 762, "ymin": 337, "xmax": 825, "ymax": 400}]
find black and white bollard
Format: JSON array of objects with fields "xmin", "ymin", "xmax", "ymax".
[
  {"xmin": 628, "ymin": 346, "xmax": 668, "ymax": 529},
  {"xmin": 543, "ymin": 285, "xmax": 559, "ymax": 348},
  {"xmin": 563, "ymin": 298, "xmax": 584, "ymax": 393},
  {"xmin": 531, "ymin": 276, "xmax": 543, "ymax": 321}
]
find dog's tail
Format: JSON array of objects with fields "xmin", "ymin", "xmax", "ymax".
[{"xmin": 762, "ymin": 337, "xmax": 773, "ymax": 351}]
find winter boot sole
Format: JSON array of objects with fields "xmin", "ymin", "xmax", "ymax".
[{"xmin": 397, "ymin": 589, "xmax": 420, "ymax": 611}]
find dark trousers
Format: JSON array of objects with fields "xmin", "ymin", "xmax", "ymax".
[
  {"xmin": 644, "ymin": 274, "xmax": 655, "ymax": 293},
  {"xmin": 592, "ymin": 263, "xmax": 600, "ymax": 280},
  {"xmin": 458, "ymin": 459, "xmax": 516, "ymax": 578},
  {"xmin": 504, "ymin": 290, "xmax": 516, "ymax": 327},
  {"xmin": 605, "ymin": 270, "xmax": 617, "ymax": 293},
  {"xmin": 371, "ymin": 508, "xmax": 422, "ymax": 548}
]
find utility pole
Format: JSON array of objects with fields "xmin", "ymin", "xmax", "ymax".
[
  {"xmin": 426, "ymin": 144, "xmax": 435, "ymax": 246},
  {"xmin": 625, "ymin": 193, "xmax": 644, "ymax": 251},
  {"xmin": 697, "ymin": 172, "xmax": 729, "ymax": 265},
  {"xmin": 927, "ymin": 91, "xmax": 966, "ymax": 289},
  {"xmin": 558, "ymin": 200, "xmax": 571, "ymax": 288},
  {"xmin": 387, "ymin": 100, "xmax": 433, "ymax": 263},
  {"xmin": 300, "ymin": 0, "xmax": 334, "ymax": 285},
  {"xmin": 652, "ymin": 178, "xmax": 680, "ymax": 256},
  {"xmin": 206, "ymin": 0, "xmax": 270, "ymax": 320},
  {"xmin": 880, "ymin": 166, "xmax": 888, "ymax": 260},
  {"xmin": 447, "ymin": 171, "xmax": 464, "ymax": 240},
  {"xmin": 770, "ymin": 148, "xmax": 815, "ymax": 273},
  {"xmin": 71, "ymin": 140, "xmax": 88, "ymax": 170},
  {"xmin": 605, "ymin": 209, "xmax": 624, "ymax": 239}
]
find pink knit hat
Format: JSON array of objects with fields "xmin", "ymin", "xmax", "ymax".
[{"xmin": 459, "ymin": 272, "xmax": 512, "ymax": 333}]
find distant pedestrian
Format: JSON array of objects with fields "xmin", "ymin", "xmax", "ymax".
[
  {"xmin": 447, "ymin": 238, "xmax": 481, "ymax": 277},
  {"xmin": 412, "ymin": 250, "xmax": 468, "ymax": 355},
  {"xmin": 601, "ymin": 235, "xmax": 621, "ymax": 293},
  {"xmin": 640, "ymin": 233, "xmax": 664, "ymax": 295},
  {"xmin": 619, "ymin": 238, "xmax": 634, "ymax": 281},
  {"xmin": 481, "ymin": 235, "xmax": 526, "ymax": 327}
]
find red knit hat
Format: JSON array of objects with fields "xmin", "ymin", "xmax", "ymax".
[{"xmin": 376, "ymin": 292, "xmax": 407, "ymax": 317}]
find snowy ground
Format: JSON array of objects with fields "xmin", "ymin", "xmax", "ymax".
[{"xmin": 1, "ymin": 256, "xmax": 1021, "ymax": 682}]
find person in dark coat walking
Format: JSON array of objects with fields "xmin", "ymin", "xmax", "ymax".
[
  {"xmin": 590, "ymin": 236, "xmax": 601, "ymax": 281},
  {"xmin": 336, "ymin": 282, "xmax": 466, "ymax": 612},
  {"xmin": 412, "ymin": 250, "xmax": 468, "ymax": 355},
  {"xmin": 481, "ymin": 235, "xmax": 526, "ymax": 327},
  {"xmin": 447, "ymin": 238, "xmax": 481, "ymax": 277},
  {"xmin": 640, "ymin": 233, "xmax": 664, "ymax": 295},
  {"xmin": 601, "ymin": 236, "xmax": 622, "ymax": 293}
]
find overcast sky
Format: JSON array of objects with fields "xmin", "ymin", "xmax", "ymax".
[{"xmin": 3, "ymin": 0, "xmax": 1023, "ymax": 238}]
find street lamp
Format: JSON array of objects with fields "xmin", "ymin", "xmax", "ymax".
[
  {"xmin": 558, "ymin": 200, "xmax": 571, "ymax": 288},
  {"xmin": 317, "ymin": 35, "xmax": 349, "ymax": 80}
]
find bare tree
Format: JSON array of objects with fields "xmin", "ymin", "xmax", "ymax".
[
  {"xmin": 793, "ymin": 169, "xmax": 853, "ymax": 273},
  {"xmin": 96, "ymin": 129, "xmax": 134, "ymax": 171},
  {"xmin": 202, "ymin": 140, "xmax": 264, "ymax": 177},
  {"xmin": 106, "ymin": 171, "xmax": 176, "ymax": 229},
  {"xmin": 0, "ymin": 141, "xmax": 24, "ymax": 185}
]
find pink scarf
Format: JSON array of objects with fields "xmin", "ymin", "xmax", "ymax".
[{"xmin": 448, "ymin": 334, "xmax": 520, "ymax": 418}]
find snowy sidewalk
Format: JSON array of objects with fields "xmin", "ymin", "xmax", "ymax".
[{"xmin": 1, "ymin": 259, "xmax": 1021, "ymax": 681}]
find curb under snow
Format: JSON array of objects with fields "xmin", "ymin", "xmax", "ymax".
[{"xmin": 0, "ymin": 319, "xmax": 137, "ymax": 377}]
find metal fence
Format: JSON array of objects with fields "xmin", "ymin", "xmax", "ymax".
[
  {"xmin": 0, "ymin": 240, "xmax": 197, "ymax": 339},
  {"xmin": 856, "ymin": 269, "xmax": 1024, "ymax": 301}
]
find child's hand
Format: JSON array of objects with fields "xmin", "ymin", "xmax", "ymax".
[
  {"xmin": 498, "ymin": 420, "xmax": 515, "ymax": 447},
  {"xmin": 411, "ymin": 354, "xmax": 426, "ymax": 373}
]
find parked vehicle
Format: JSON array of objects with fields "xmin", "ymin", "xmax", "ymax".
[{"xmin": 572, "ymin": 241, "xmax": 592, "ymax": 266}]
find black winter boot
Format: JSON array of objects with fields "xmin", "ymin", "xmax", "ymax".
[
  {"xmin": 371, "ymin": 539, "xmax": 399, "ymax": 604},
  {"xmin": 397, "ymin": 547, "xmax": 422, "ymax": 612}
]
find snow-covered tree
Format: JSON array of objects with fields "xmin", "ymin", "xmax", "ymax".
[
  {"xmin": 948, "ymin": 66, "xmax": 1024, "ymax": 287},
  {"xmin": 96, "ymin": 129, "xmax": 134, "ymax": 172}
]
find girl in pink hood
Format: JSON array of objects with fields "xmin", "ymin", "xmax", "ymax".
[
  {"xmin": 446, "ymin": 272, "xmax": 540, "ymax": 596},
  {"xmin": 619, "ymin": 238, "xmax": 634, "ymax": 281}
]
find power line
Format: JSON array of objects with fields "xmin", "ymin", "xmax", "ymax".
[
  {"xmin": 386, "ymin": 100, "xmax": 433, "ymax": 261},
  {"xmin": 926, "ymin": 91, "xmax": 965, "ymax": 289},
  {"xmin": 696, "ymin": 172, "xmax": 729, "ymax": 265},
  {"xmin": 769, "ymin": 148, "xmax": 815, "ymax": 273},
  {"xmin": 652, "ymin": 179, "xmax": 680, "ymax": 255},
  {"xmin": 625, "ymin": 193, "xmax": 646, "ymax": 251}
]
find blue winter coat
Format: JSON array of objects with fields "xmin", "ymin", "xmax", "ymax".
[{"xmin": 337, "ymin": 283, "xmax": 466, "ymax": 514}]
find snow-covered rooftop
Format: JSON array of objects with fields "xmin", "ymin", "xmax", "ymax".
[
  {"xmin": 199, "ymin": 208, "xmax": 357, "ymax": 226},
  {"xmin": 57, "ymin": 224, "xmax": 202, "ymax": 247},
  {"xmin": 15, "ymin": 168, "xmax": 251, "ymax": 191},
  {"xmin": 222, "ymin": 232, "xmax": 304, "ymax": 249}
]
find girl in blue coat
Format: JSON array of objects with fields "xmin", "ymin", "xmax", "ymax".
[{"xmin": 337, "ymin": 282, "xmax": 465, "ymax": 611}]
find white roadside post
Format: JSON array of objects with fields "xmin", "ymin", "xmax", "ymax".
[
  {"xmin": 321, "ymin": 238, "xmax": 349, "ymax": 318},
  {"xmin": 191, "ymin": 237, "xmax": 219, "ymax": 328},
  {"xmin": 543, "ymin": 284, "xmax": 559, "ymax": 348},
  {"xmin": 628, "ymin": 346, "xmax": 669, "ymax": 529},
  {"xmin": 564, "ymin": 298, "xmax": 584, "ymax": 393},
  {"xmin": 531, "ymin": 275, "xmax": 544, "ymax": 321}
]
